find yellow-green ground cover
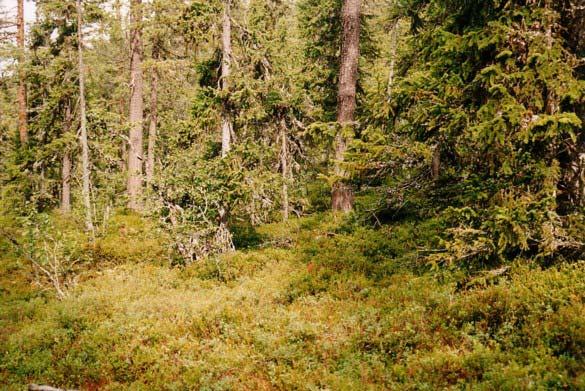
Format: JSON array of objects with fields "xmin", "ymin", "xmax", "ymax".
[{"xmin": 1, "ymin": 214, "xmax": 584, "ymax": 390}]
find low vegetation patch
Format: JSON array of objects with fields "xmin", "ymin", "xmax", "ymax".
[{"xmin": 1, "ymin": 214, "xmax": 584, "ymax": 390}]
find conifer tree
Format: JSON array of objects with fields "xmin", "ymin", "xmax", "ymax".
[
  {"xmin": 332, "ymin": 0, "xmax": 361, "ymax": 212},
  {"xmin": 16, "ymin": 0, "xmax": 27, "ymax": 145},
  {"xmin": 127, "ymin": 0, "xmax": 144, "ymax": 210},
  {"xmin": 61, "ymin": 102, "xmax": 72, "ymax": 213},
  {"xmin": 76, "ymin": 0, "xmax": 94, "ymax": 233},
  {"xmin": 145, "ymin": 38, "xmax": 159, "ymax": 184}
]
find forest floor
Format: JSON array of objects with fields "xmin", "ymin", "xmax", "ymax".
[{"xmin": 1, "ymin": 213, "xmax": 584, "ymax": 390}]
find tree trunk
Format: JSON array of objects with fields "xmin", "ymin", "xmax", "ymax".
[
  {"xmin": 221, "ymin": 0, "xmax": 232, "ymax": 158},
  {"xmin": 544, "ymin": 1, "xmax": 558, "ymax": 117},
  {"xmin": 432, "ymin": 143, "xmax": 441, "ymax": 181},
  {"xmin": 17, "ymin": 0, "xmax": 27, "ymax": 145},
  {"xmin": 146, "ymin": 46, "xmax": 159, "ymax": 184},
  {"xmin": 127, "ymin": 0, "xmax": 144, "ymax": 210},
  {"xmin": 217, "ymin": 0, "xmax": 234, "ymax": 246},
  {"xmin": 61, "ymin": 103, "xmax": 72, "ymax": 214},
  {"xmin": 332, "ymin": 0, "xmax": 361, "ymax": 213},
  {"xmin": 76, "ymin": 0, "xmax": 94, "ymax": 233},
  {"xmin": 386, "ymin": 23, "xmax": 398, "ymax": 102},
  {"xmin": 280, "ymin": 117, "xmax": 289, "ymax": 221},
  {"xmin": 555, "ymin": 0, "xmax": 585, "ymax": 208}
]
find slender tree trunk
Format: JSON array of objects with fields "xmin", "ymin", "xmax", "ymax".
[
  {"xmin": 127, "ymin": 0, "xmax": 144, "ymax": 210},
  {"xmin": 386, "ymin": 23, "xmax": 398, "ymax": 102},
  {"xmin": 221, "ymin": 0, "xmax": 232, "ymax": 158},
  {"xmin": 118, "ymin": 98, "xmax": 127, "ymax": 172},
  {"xmin": 76, "ymin": 0, "xmax": 94, "ymax": 233},
  {"xmin": 432, "ymin": 143, "xmax": 441, "ymax": 180},
  {"xmin": 544, "ymin": 1, "xmax": 558, "ymax": 117},
  {"xmin": 61, "ymin": 103, "xmax": 72, "ymax": 214},
  {"xmin": 280, "ymin": 117, "xmax": 289, "ymax": 221},
  {"xmin": 17, "ymin": 0, "xmax": 27, "ymax": 145},
  {"xmin": 146, "ymin": 47, "xmax": 158, "ymax": 184},
  {"xmin": 332, "ymin": 0, "xmax": 361, "ymax": 213}
]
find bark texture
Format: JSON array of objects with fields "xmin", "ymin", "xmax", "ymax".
[
  {"xmin": 332, "ymin": 0, "xmax": 361, "ymax": 212},
  {"xmin": 387, "ymin": 23, "xmax": 398, "ymax": 102},
  {"xmin": 17, "ymin": 0, "xmax": 27, "ymax": 145},
  {"xmin": 221, "ymin": 0, "xmax": 232, "ymax": 158},
  {"xmin": 76, "ymin": 0, "xmax": 94, "ymax": 233},
  {"xmin": 61, "ymin": 103, "xmax": 72, "ymax": 214},
  {"xmin": 431, "ymin": 143, "xmax": 441, "ymax": 181},
  {"xmin": 280, "ymin": 118, "xmax": 289, "ymax": 221},
  {"xmin": 558, "ymin": 0, "xmax": 585, "ymax": 208},
  {"xmin": 146, "ymin": 46, "xmax": 159, "ymax": 184},
  {"xmin": 127, "ymin": 0, "xmax": 144, "ymax": 210}
]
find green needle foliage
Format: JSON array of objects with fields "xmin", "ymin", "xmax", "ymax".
[{"xmin": 390, "ymin": 0, "xmax": 585, "ymax": 268}]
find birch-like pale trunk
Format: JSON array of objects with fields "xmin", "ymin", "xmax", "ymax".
[{"xmin": 221, "ymin": 0, "xmax": 232, "ymax": 158}]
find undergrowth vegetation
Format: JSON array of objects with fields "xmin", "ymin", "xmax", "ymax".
[{"xmin": 1, "ymin": 212, "xmax": 584, "ymax": 390}]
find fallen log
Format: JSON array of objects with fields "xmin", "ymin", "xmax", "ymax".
[{"xmin": 28, "ymin": 384, "xmax": 77, "ymax": 391}]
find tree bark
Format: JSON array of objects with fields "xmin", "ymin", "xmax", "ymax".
[
  {"xmin": 432, "ymin": 143, "xmax": 441, "ymax": 181},
  {"xmin": 127, "ymin": 0, "xmax": 144, "ymax": 210},
  {"xmin": 332, "ymin": 0, "xmax": 361, "ymax": 213},
  {"xmin": 76, "ymin": 0, "xmax": 94, "ymax": 233},
  {"xmin": 555, "ymin": 0, "xmax": 585, "ymax": 208},
  {"xmin": 280, "ymin": 117, "xmax": 289, "ymax": 221},
  {"xmin": 61, "ymin": 103, "xmax": 72, "ymax": 214},
  {"xmin": 544, "ymin": 0, "xmax": 558, "ymax": 117},
  {"xmin": 145, "ymin": 46, "xmax": 158, "ymax": 184},
  {"xmin": 28, "ymin": 384, "xmax": 73, "ymax": 391},
  {"xmin": 17, "ymin": 0, "xmax": 27, "ymax": 145},
  {"xmin": 386, "ymin": 23, "xmax": 398, "ymax": 102},
  {"xmin": 221, "ymin": 0, "xmax": 232, "ymax": 158}
]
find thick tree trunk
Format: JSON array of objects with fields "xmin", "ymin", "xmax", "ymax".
[
  {"xmin": 146, "ymin": 47, "xmax": 158, "ymax": 184},
  {"xmin": 332, "ymin": 0, "xmax": 361, "ymax": 212},
  {"xmin": 76, "ymin": 0, "xmax": 94, "ymax": 233},
  {"xmin": 61, "ymin": 103, "xmax": 72, "ymax": 214},
  {"xmin": 221, "ymin": 0, "xmax": 232, "ymax": 158},
  {"xmin": 280, "ymin": 118, "xmax": 289, "ymax": 221},
  {"xmin": 127, "ymin": 0, "xmax": 144, "ymax": 210},
  {"xmin": 17, "ymin": 0, "xmax": 27, "ymax": 145}
]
